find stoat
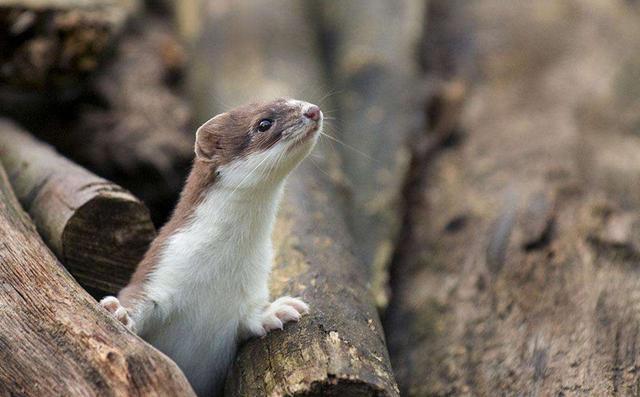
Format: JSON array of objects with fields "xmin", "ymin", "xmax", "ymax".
[{"xmin": 100, "ymin": 98, "xmax": 322, "ymax": 396}]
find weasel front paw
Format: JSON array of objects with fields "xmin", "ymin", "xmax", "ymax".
[
  {"xmin": 261, "ymin": 296, "xmax": 309, "ymax": 333},
  {"xmin": 100, "ymin": 296, "xmax": 135, "ymax": 332}
]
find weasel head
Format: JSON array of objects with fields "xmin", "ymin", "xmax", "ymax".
[{"xmin": 194, "ymin": 98, "xmax": 322, "ymax": 190}]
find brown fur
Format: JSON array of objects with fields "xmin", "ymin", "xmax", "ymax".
[
  {"xmin": 118, "ymin": 160, "xmax": 217, "ymax": 306},
  {"xmin": 196, "ymin": 98, "xmax": 302, "ymax": 162}
]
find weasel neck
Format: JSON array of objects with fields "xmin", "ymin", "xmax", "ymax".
[
  {"xmin": 178, "ymin": 162, "xmax": 285, "ymax": 248},
  {"xmin": 172, "ymin": 160, "xmax": 284, "ymax": 229}
]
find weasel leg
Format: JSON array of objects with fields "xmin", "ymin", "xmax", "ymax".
[
  {"xmin": 100, "ymin": 296, "xmax": 136, "ymax": 333},
  {"xmin": 261, "ymin": 296, "xmax": 309, "ymax": 333}
]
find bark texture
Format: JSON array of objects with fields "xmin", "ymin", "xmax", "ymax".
[
  {"xmin": 0, "ymin": 0, "xmax": 191, "ymax": 224},
  {"xmin": 314, "ymin": 0, "xmax": 426, "ymax": 307},
  {"xmin": 29, "ymin": 13, "xmax": 193, "ymax": 224},
  {"xmin": 183, "ymin": 1, "xmax": 399, "ymax": 395},
  {"xmin": 228, "ymin": 162, "xmax": 399, "ymax": 397},
  {"xmin": 0, "ymin": 119, "xmax": 156, "ymax": 298},
  {"xmin": 386, "ymin": 0, "xmax": 640, "ymax": 395},
  {"xmin": 0, "ymin": 160, "xmax": 195, "ymax": 396},
  {"xmin": 0, "ymin": 0, "xmax": 138, "ymax": 98}
]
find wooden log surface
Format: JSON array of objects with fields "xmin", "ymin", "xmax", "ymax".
[
  {"xmin": 31, "ymin": 13, "xmax": 193, "ymax": 224},
  {"xmin": 184, "ymin": 1, "xmax": 399, "ymax": 395},
  {"xmin": 0, "ymin": 160, "xmax": 195, "ymax": 396},
  {"xmin": 0, "ymin": 0, "xmax": 139, "ymax": 100},
  {"xmin": 315, "ymin": 0, "xmax": 426, "ymax": 308},
  {"xmin": 0, "ymin": 1, "xmax": 191, "ymax": 224},
  {"xmin": 0, "ymin": 119, "xmax": 156, "ymax": 298},
  {"xmin": 385, "ymin": 0, "xmax": 640, "ymax": 395}
]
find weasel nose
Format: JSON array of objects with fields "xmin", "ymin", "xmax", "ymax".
[{"xmin": 303, "ymin": 105, "xmax": 321, "ymax": 121}]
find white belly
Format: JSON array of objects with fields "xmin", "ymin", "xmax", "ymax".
[
  {"xmin": 142, "ymin": 282, "xmax": 241, "ymax": 396},
  {"xmin": 139, "ymin": 184, "xmax": 279, "ymax": 396}
]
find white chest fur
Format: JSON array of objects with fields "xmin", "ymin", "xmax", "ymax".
[{"xmin": 142, "ymin": 183, "xmax": 283, "ymax": 395}]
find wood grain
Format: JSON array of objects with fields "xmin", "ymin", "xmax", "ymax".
[{"xmin": 0, "ymin": 160, "xmax": 195, "ymax": 396}]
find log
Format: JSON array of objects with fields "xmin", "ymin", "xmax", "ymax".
[
  {"xmin": 0, "ymin": 160, "xmax": 195, "ymax": 396},
  {"xmin": 228, "ymin": 164, "xmax": 399, "ymax": 397},
  {"xmin": 0, "ymin": 1, "xmax": 190, "ymax": 223},
  {"xmin": 30, "ymin": 13, "xmax": 193, "ymax": 225},
  {"xmin": 184, "ymin": 1, "xmax": 399, "ymax": 395},
  {"xmin": 0, "ymin": 119, "xmax": 156, "ymax": 298},
  {"xmin": 0, "ymin": 0, "xmax": 139, "ymax": 101},
  {"xmin": 72, "ymin": 14, "xmax": 192, "ymax": 224},
  {"xmin": 314, "ymin": 0, "xmax": 426, "ymax": 308},
  {"xmin": 385, "ymin": 0, "xmax": 640, "ymax": 395}
]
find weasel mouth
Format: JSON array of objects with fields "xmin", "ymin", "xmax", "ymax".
[{"xmin": 288, "ymin": 125, "xmax": 319, "ymax": 150}]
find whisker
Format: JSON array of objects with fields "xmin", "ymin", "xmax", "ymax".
[
  {"xmin": 318, "ymin": 89, "xmax": 343, "ymax": 105},
  {"xmin": 319, "ymin": 131, "xmax": 378, "ymax": 163},
  {"xmin": 268, "ymin": 148, "xmax": 288, "ymax": 182},
  {"xmin": 317, "ymin": 129, "xmax": 341, "ymax": 161},
  {"xmin": 225, "ymin": 150, "xmax": 275, "ymax": 205},
  {"xmin": 309, "ymin": 157, "xmax": 333, "ymax": 180}
]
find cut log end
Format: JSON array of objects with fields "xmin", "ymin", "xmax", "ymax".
[
  {"xmin": 0, "ymin": 120, "xmax": 157, "ymax": 298},
  {"xmin": 62, "ymin": 191, "xmax": 156, "ymax": 298},
  {"xmin": 227, "ymin": 323, "xmax": 398, "ymax": 397}
]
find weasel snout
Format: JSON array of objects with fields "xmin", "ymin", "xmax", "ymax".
[{"xmin": 303, "ymin": 104, "xmax": 321, "ymax": 121}]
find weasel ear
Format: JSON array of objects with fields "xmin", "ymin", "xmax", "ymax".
[{"xmin": 195, "ymin": 114, "xmax": 224, "ymax": 162}]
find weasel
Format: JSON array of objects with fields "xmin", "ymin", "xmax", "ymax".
[{"xmin": 99, "ymin": 98, "xmax": 322, "ymax": 396}]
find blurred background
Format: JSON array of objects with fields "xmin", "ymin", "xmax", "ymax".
[{"xmin": 2, "ymin": 0, "xmax": 640, "ymax": 395}]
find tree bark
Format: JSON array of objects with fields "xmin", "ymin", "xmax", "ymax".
[
  {"xmin": 0, "ymin": 160, "xmax": 195, "ymax": 396},
  {"xmin": 0, "ymin": 1, "xmax": 191, "ymax": 224},
  {"xmin": 0, "ymin": 0, "xmax": 139, "ymax": 101},
  {"xmin": 27, "ymin": 12, "xmax": 193, "ymax": 225},
  {"xmin": 386, "ymin": 0, "xmax": 640, "ymax": 395},
  {"xmin": 183, "ymin": 1, "xmax": 399, "ymax": 395},
  {"xmin": 0, "ymin": 119, "xmax": 156, "ymax": 299},
  {"xmin": 313, "ymin": 0, "xmax": 426, "ymax": 308},
  {"xmin": 228, "ymin": 162, "xmax": 399, "ymax": 397}
]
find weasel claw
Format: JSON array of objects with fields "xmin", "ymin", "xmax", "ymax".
[
  {"xmin": 261, "ymin": 296, "xmax": 309, "ymax": 334},
  {"xmin": 100, "ymin": 296, "xmax": 136, "ymax": 332}
]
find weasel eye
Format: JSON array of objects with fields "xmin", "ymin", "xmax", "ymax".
[{"xmin": 258, "ymin": 119, "xmax": 273, "ymax": 132}]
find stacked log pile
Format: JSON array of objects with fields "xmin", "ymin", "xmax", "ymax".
[
  {"xmin": 0, "ymin": 159, "xmax": 194, "ymax": 395},
  {"xmin": 0, "ymin": 121, "xmax": 156, "ymax": 298},
  {"xmin": 0, "ymin": 0, "xmax": 196, "ymax": 395},
  {"xmin": 0, "ymin": 0, "xmax": 138, "ymax": 100},
  {"xmin": 2, "ymin": 0, "xmax": 640, "ymax": 395},
  {"xmin": 2, "ymin": 0, "xmax": 193, "ymax": 225}
]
